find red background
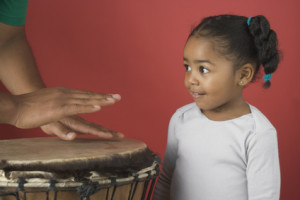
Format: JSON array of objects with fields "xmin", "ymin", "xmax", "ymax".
[{"xmin": 1, "ymin": 0, "xmax": 299, "ymax": 199}]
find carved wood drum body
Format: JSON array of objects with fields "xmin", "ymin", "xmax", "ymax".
[{"xmin": 0, "ymin": 137, "xmax": 160, "ymax": 200}]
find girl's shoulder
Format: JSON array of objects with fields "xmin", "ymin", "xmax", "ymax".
[
  {"xmin": 170, "ymin": 102, "xmax": 201, "ymax": 123},
  {"xmin": 249, "ymin": 105, "xmax": 276, "ymax": 133}
]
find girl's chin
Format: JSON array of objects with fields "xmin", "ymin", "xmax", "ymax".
[{"xmin": 194, "ymin": 102, "xmax": 215, "ymax": 112}]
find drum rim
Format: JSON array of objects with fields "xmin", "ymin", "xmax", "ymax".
[{"xmin": 0, "ymin": 160, "xmax": 159, "ymax": 188}]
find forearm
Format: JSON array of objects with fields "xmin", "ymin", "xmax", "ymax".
[{"xmin": 0, "ymin": 23, "xmax": 45, "ymax": 95}]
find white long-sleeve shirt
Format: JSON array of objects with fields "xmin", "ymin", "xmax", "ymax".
[{"xmin": 153, "ymin": 103, "xmax": 280, "ymax": 200}]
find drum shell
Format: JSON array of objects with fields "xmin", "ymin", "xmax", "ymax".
[{"xmin": 1, "ymin": 182, "xmax": 145, "ymax": 200}]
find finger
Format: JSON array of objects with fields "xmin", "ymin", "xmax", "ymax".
[
  {"xmin": 110, "ymin": 94, "xmax": 121, "ymax": 101},
  {"xmin": 60, "ymin": 104, "xmax": 101, "ymax": 116},
  {"xmin": 60, "ymin": 116, "xmax": 124, "ymax": 139},
  {"xmin": 66, "ymin": 89, "xmax": 122, "ymax": 103},
  {"xmin": 65, "ymin": 89, "xmax": 118, "ymax": 100},
  {"xmin": 40, "ymin": 122, "xmax": 77, "ymax": 141},
  {"xmin": 60, "ymin": 116, "xmax": 115, "ymax": 139},
  {"xmin": 68, "ymin": 97, "xmax": 118, "ymax": 107}
]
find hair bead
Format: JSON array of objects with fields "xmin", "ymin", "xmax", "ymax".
[
  {"xmin": 263, "ymin": 73, "xmax": 273, "ymax": 82},
  {"xmin": 247, "ymin": 17, "xmax": 252, "ymax": 26}
]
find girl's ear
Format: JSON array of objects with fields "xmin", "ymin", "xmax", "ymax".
[{"xmin": 236, "ymin": 63, "xmax": 255, "ymax": 87}]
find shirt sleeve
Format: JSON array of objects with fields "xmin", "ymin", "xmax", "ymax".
[
  {"xmin": 153, "ymin": 112, "xmax": 179, "ymax": 200},
  {"xmin": 246, "ymin": 127, "xmax": 281, "ymax": 200},
  {"xmin": 0, "ymin": 0, "xmax": 28, "ymax": 26}
]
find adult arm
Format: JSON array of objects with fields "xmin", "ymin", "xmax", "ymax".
[
  {"xmin": 0, "ymin": 22, "xmax": 123, "ymax": 140},
  {"xmin": 0, "ymin": 23, "xmax": 44, "ymax": 94}
]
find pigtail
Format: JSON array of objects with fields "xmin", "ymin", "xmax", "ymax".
[{"xmin": 248, "ymin": 15, "xmax": 280, "ymax": 88}]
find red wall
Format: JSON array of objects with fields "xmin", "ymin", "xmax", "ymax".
[{"xmin": 1, "ymin": 0, "xmax": 299, "ymax": 199}]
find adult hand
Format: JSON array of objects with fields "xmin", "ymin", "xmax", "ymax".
[
  {"xmin": 40, "ymin": 115, "xmax": 124, "ymax": 140},
  {"xmin": 6, "ymin": 87, "xmax": 121, "ymax": 129}
]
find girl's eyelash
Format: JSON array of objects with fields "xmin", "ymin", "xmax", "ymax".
[
  {"xmin": 199, "ymin": 66, "xmax": 209, "ymax": 73},
  {"xmin": 184, "ymin": 65, "xmax": 209, "ymax": 73},
  {"xmin": 184, "ymin": 64, "xmax": 191, "ymax": 71}
]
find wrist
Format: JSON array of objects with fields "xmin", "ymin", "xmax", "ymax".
[{"xmin": 0, "ymin": 92, "xmax": 18, "ymax": 126}]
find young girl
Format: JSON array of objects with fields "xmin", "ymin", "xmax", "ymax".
[{"xmin": 153, "ymin": 15, "xmax": 281, "ymax": 200}]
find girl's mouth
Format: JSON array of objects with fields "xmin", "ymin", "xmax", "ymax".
[{"xmin": 190, "ymin": 91, "xmax": 206, "ymax": 99}]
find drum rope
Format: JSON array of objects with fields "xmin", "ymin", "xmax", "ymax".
[
  {"xmin": 105, "ymin": 185, "xmax": 110, "ymax": 200},
  {"xmin": 110, "ymin": 177, "xmax": 117, "ymax": 200},
  {"xmin": 46, "ymin": 180, "xmax": 57, "ymax": 200},
  {"xmin": 140, "ymin": 171, "xmax": 151, "ymax": 200},
  {"xmin": 17, "ymin": 177, "xmax": 26, "ymax": 200},
  {"xmin": 146, "ymin": 162, "xmax": 160, "ymax": 200},
  {"xmin": 128, "ymin": 175, "xmax": 139, "ymax": 200},
  {"xmin": 76, "ymin": 181, "xmax": 100, "ymax": 200}
]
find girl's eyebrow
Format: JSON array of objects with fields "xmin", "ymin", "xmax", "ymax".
[{"xmin": 183, "ymin": 57, "xmax": 215, "ymax": 66}]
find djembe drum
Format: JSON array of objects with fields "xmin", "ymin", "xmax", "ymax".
[{"xmin": 0, "ymin": 137, "xmax": 160, "ymax": 200}]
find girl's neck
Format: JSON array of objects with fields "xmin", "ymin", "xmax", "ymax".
[{"xmin": 201, "ymin": 98, "xmax": 251, "ymax": 121}]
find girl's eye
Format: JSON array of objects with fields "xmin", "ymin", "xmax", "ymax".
[
  {"xmin": 200, "ymin": 66, "xmax": 209, "ymax": 74},
  {"xmin": 184, "ymin": 64, "xmax": 191, "ymax": 72}
]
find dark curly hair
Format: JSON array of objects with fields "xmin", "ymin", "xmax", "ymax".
[{"xmin": 189, "ymin": 15, "xmax": 280, "ymax": 88}]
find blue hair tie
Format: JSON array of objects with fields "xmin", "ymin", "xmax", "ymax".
[
  {"xmin": 247, "ymin": 17, "xmax": 252, "ymax": 26},
  {"xmin": 263, "ymin": 73, "xmax": 273, "ymax": 82}
]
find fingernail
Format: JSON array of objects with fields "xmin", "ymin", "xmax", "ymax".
[
  {"xmin": 66, "ymin": 132, "xmax": 75, "ymax": 139},
  {"xmin": 106, "ymin": 97, "xmax": 114, "ymax": 101},
  {"xmin": 93, "ymin": 105, "xmax": 101, "ymax": 109},
  {"xmin": 116, "ymin": 132, "xmax": 124, "ymax": 138},
  {"xmin": 112, "ymin": 94, "xmax": 121, "ymax": 100}
]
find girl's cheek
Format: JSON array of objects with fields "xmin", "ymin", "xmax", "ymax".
[{"xmin": 184, "ymin": 76, "xmax": 189, "ymax": 87}]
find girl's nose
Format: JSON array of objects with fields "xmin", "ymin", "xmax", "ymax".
[{"xmin": 187, "ymin": 71, "xmax": 199, "ymax": 86}]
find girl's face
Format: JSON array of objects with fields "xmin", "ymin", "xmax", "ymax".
[{"xmin": 184, "ymin": 36, "xmax": 243, "ymax": 114}]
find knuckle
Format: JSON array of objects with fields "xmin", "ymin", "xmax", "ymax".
[{"xmin": 56, "ymin": 87, "xmax": 67, "ymax": 94}]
